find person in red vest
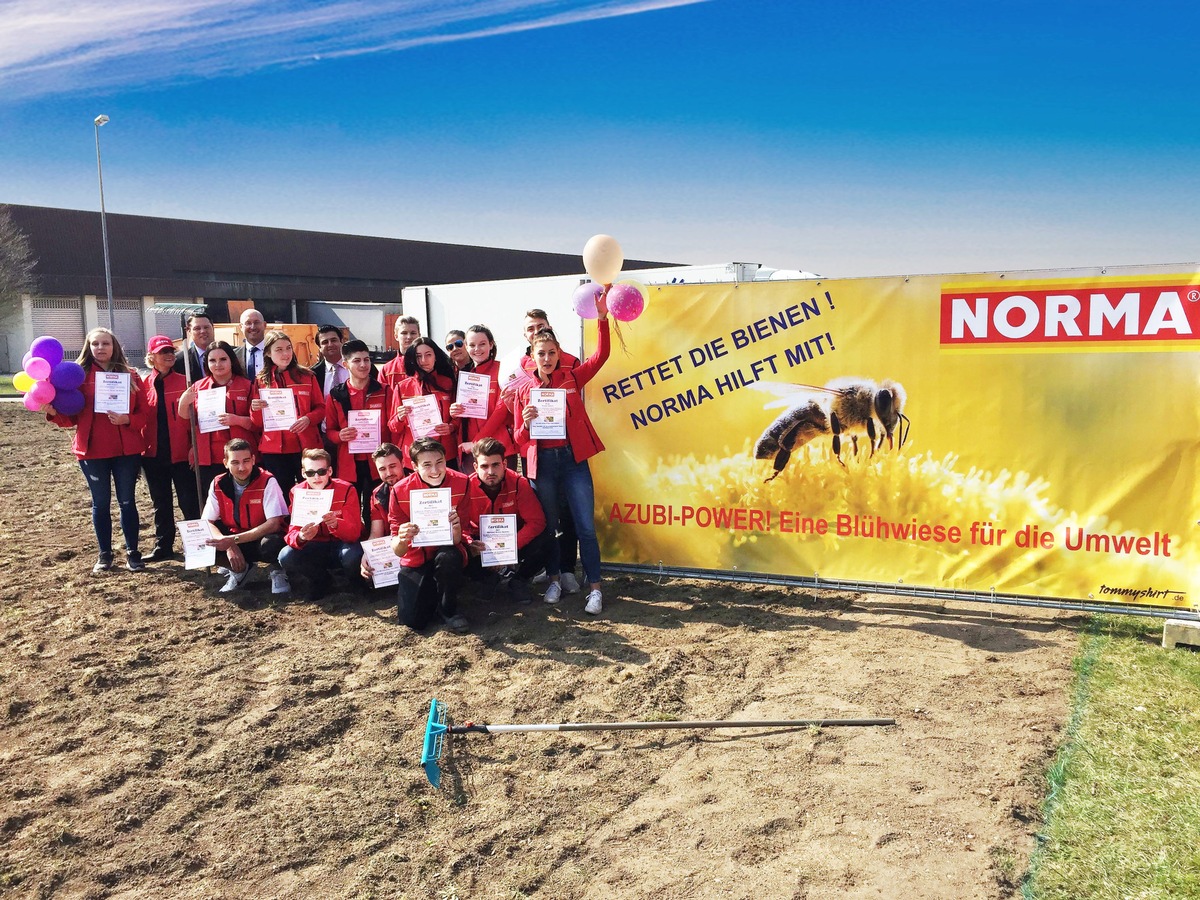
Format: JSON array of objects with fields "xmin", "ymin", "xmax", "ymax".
[
  {"xmin": 201, "ymin": 438, "xmax": 290, "ymax": 595},
  {"xmin": 387, "ymin": 438, "xmax": 472, "ymax": 633},
  {"xmin": 511, "ymin": 291, "xmax": 611, "ymax": 615},
  {"xmin": 249, "ymin": 329, "xmax": 325, "ymax": 494},
  {"xmin": 450, "ymin": 324, "xmax": 517, "ymax": 471},
  {"xmin": 177, "ymin": 340, "xmax": 256, "ymax": 507},
  {"xmin": 140, "ymin": 335, "xmax": 200, "ymax": 561},
  {"xmin": 463, "ymin": 437, "xmax": 548, "ymax": 604},
  {"xmin": 44, "ymin": 327, "xmax": 149, "ymax": 573},
  {"xmin": 387, "ymin": 338, "xmax": 460, "ymax": 468},
  {"xmin": 279, "ymin": 448, "xmax": 363, "ymax": 601},
  {"xmin": 379, "ymin": 315, "xmax": 422, "ymax": 388},
  {"xmin": 359, "ymin": 442, "xmax": 408, "ymax": 585},
  {"xmin": 326, "ymin": 339, "xmax": 391, "ymax": 533}
]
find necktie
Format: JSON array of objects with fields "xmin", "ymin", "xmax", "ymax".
[{"xmin": 248, "ymin": 346, "xmax": 258, "ymax": 381}]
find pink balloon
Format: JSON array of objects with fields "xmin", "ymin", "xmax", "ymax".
[
  {"xmin": 22, "ymin": 393, "xmax": 42, "ymax": 412},
  {"xmin": 25, "ymin": 357, "xmax": 51, "ymax": 381},
  {"xmin": 28, "ymin": 380, "xmax": 56, "ymax": 405},
  {"xmin": 608, "ymin": 284, "xmax": 645, "ymax": 322},
  {"xmin": 572, "ymin": 282, "xmax": 603, "ymax": 319},
  {"xmin": 22, "ymin": 350, "xmax": 33, "ymax": 370}
]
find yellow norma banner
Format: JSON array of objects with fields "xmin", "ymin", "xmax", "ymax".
[{"xmin": 587, "ymin": 271, "xmax": 1200, "ymax": 610}]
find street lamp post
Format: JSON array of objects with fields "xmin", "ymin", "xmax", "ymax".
[{"xmin": 93, "ymin": 114, "xmax": 115, "ymax": 333}]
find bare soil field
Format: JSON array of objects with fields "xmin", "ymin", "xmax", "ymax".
[{"xmin": 0, "ymin": 404, "xmax": 1079, "ymax": 899}]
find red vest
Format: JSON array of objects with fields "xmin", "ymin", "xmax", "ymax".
[
  {"xmin": 210, "ymin": 467, "xmax": 278, "ymax": 532},
  {"xmin": 465, "ymin": 469, "xmax": 546, "ymax": 549},
  {"xmin": 387, "ymin": 468, "xmax": 471, "ymax": 568}
]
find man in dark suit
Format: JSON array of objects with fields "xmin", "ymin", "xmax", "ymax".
[
  {"xmin": 173, "ymin": 312, "xmax": 215, "ymax": 384},
  {"xmin": 310, "ymin": 324, "xmax": 348, "ymax": 399},
  {"xmin": 235, "ymin": 308, "xmax": 267, "ymax": 383}
]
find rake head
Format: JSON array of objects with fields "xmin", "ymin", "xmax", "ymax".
[{"xmin": 421, "ymin": 698, "xmax": 449, "ymax": 788}]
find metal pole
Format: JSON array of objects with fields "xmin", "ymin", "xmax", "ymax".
[{"xmin": 94, "ymin": 114, "xmax": 115, "ymax": 333}]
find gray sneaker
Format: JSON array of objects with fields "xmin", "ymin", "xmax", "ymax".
[
  {"xmin": 270, "ymin": 569, "xmax": 291, "ymax": 595},
  {"xmin": 219, "ymin": 566, "xmax": 253, "ymax": 592},
  {"xmin": 560, "ymin": 572, "xmax": 581, "ymax": 594},
  {"xmin": 439, "ymin": 611, "xmax": 470, "ymax": 634}
]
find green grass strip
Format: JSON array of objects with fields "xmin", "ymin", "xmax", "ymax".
[{"xmin": 1024, "ymin": 615, "xmax": 1200, "ymax": 899}]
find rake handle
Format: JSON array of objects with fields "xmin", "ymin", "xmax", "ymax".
[{"xmin": 451, "ymin": 718, "xmax": 895, "ymax": 735}]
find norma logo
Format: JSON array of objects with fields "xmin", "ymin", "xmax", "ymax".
[{"xmin": 940, "ymin": 284, "xmax": 1200, "ymax": 345}]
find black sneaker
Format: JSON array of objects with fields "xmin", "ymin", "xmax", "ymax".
[
  {"xmin": 143, "ymin": 547, "xmax": 176, "ymax": 563},
  {"xmin": 125, "ymin": 551, "xmax": 146, "ymax": 572},
  {"xmin": 92, "ymin": 552, "xmax": 114, "ymax": 574},
  {"xmin": 508, "ymin": 579, "xmax": 534, "ymax": 605}
]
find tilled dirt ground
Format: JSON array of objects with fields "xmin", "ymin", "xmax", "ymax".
[{"xmin": 0, "ymin": 404, "xmax": 1079, "ymax": 899}]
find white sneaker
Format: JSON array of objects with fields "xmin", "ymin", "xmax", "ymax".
[
  {"xmin": 560, "ymin": 572, "xmax": 581, "ymax": 594},
  {"xmin": 270, "ymin": 569, "xmax": 291, "ymax": 595},
  {"xmin": 220, "ymin": 566, "xmax": 253, "ymax": 593},
  {"xmin": 215, "ymin": 566, "xmax": 230, "ymax": 576},
  {"xmin": 531, "ymin": 569, "xmax": 549, "ymax": 585},
  {"xmin": 544, "ymin": 581, "xmax": 562, "ymax": 605},
  {"xmin": 584, "ymin": 589, "xmax": 603, "ymax": 615}
]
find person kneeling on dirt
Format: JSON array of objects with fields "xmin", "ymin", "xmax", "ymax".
[
  {"xmin": 203, "ymin": 438, "xmax": 290, "ymax": 595},
  {"xmin": 360, "ymin": 442, "xmax": 407, "ymax": 587},
  {"xmin": 387, "ymin": 438, "xmax": 472, "ymax": 633},
  {"xmin": 279, "ymin": 448, "xmax": 363, "ymax": 601},
  {"xmin": 464, "ymin": 437, "xmax": 549, "ymax": 604}
]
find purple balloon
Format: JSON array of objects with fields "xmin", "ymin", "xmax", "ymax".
[
  {"xmin": 22, "ymin": 393, "xmax": 43, "ymax": 412},
  {"xmin": 572, "ymin": 282, "xmax": 603, "ymax": 319},
  {"xmin": 30, "ymin": 335, "xmax": 64, "ymax": 367},
  {"xmin": 608, "ymin": 284, "xmax": 646, "ymax": 322},
  {"xmin": 25, "ymin": 357, "xmax": 51, "ymax": 381},
  {"xmin": 28, "ymin": 380, "xmax": 56, "ymax": 405},
  {"xmin": 53, "ymin": 388, "xmax": 85, "ymax": 416},
  {"xmin": 50, "ymin": 360, "xmax": 87, "ymax": 391}
]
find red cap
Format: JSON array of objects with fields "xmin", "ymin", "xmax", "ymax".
[{"xmin": 148, "ymin": 335, "xmax": 176, "ymax": 354}]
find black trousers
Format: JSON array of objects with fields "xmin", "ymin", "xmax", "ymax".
[
  {"xmin": 214, "ymin": 531, "xmax": 285, "ymax": 568},
  {"xmin": 466, "ymin": 527, "xmax": 552, "ymax": 582},
  {"xmin": 397, "ymin": 548, "xmax": 465, "ymax": 630},
  {"xmin": 259, "ymin": 452, "xmax": 301, "ymax": 495},
  {"xmin": 141, "ymin": 456, "xmax": 201, "ymax": 551}
]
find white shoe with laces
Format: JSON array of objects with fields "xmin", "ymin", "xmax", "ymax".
[
  {"xmin": 544, "ymin": 581, "xmax": 562, "ymax": 605},
  {"xmin": 270, "ymin": 569, "xmax": 291, "ymax": 595},
  {"xmin": 584, "ymin": 589, "xmax": 603, "ymax": 615},
  {"xmin": 560, "ymin": 572, "xmax": 581, "ymax": 594}
]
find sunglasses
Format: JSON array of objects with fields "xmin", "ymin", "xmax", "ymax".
[
  {"xmin": 445, "ymin": 339, "xmax": 464, "ymax": 350},
  {"xmin": 303, "ymin": 467, "xmax": 330, "ymax": 477}
]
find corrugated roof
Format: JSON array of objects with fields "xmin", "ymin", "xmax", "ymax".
[{"xmin": 5, "ymin": 204, "xmax": 678, "ymax": 301}]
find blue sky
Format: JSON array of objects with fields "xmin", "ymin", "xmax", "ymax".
[{"xmin": 2, "ymin": 0, "xmax": 1196, "ymax": 276}]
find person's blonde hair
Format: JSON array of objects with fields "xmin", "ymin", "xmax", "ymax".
[{"xmin": 77, "ymin": 327, "xmax": 133, "ymax": 373}]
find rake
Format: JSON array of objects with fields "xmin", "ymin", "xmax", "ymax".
[{"xmin": 420, "ymin": 697, "xmax": 895, "ymax": 787}]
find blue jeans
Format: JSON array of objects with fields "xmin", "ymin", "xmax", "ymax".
[
  {"xmin": 79, "ymin": 455, "xmax": 142, "ymax": 555},
  {"xmin": 530, "ymin": 447, "xmax": 601, "ymax": 584},
  {"xmin": 278, "ymin": 540, "xmax": 363, "ymax": 581}
]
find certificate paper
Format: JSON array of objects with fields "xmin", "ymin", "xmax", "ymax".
[
  {"xmin": 94, "ymin": 371, "xmax": 131, "ymax": 415},
  {"xmin": 403, "ymin": 395, "xmax": 443, "ymax": 439},
  {"xmin": 528, "ymin": 388, "xmax": 567, "ymax": 440},
  {"xmin": 177, "ymin": 519, "xmax": 219, "ymax": 570},
  {"xmin": 196, "ymin": 386, "xmax": 227, "ymax": 434},
  {"xmin": 456, "ymin": 371, "xmax": 491, "ymax": 420},
  {"xmin": 260, "ymin": 387, "xmax": 297, "ymax": 432},
  {"xmin": 478, "ymin": 514, "xmax": 519, "ymax": 567},
  {"xmin": 290, "ymin": 487, "xmax": 334, "ymax": 527},
  {"xmin": 410, "ymin": 487, "xmax": 452, "ymax": 547},
  {"xmin": 348, "ymin": 409, "xmax": 382, "ymax": 454},
  {"xmin": 361, "ymin": 537, "xmax": 400, "ymax": 588}
]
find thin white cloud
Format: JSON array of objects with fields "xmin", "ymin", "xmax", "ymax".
[{"xmin": 0, "ymin": 0, "xmax": 708, "ymax": 101}]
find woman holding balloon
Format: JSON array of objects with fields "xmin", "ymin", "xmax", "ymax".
[
  {"xmin": 39, "ymin": 328, "xmax": 149, "ymax": 573},
  {"xmin": 511, "ymin": 291, "xmax": 611, "ymax": 615},
  {"xmin": 139, "ymin": 335, "xmax": 201, "ymax": 561}
]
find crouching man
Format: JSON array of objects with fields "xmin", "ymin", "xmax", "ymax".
[
  {"xmin": 203, "ymin": 438, "xmax": 290, "ymax": 594},
  {"xmin": 279, "ymin": 448, "xmax": 363, "ymax": 601},
  {"xmin": 388, "ymin": 438, "xmax": 472, "ymax": 633},
  {"xmin": 464, "ymin": 438, "xmax": 550, "ymax": 603},
  {"xmin": 359, "ymin": 442, "xmax": 407, "ymax": 586}
]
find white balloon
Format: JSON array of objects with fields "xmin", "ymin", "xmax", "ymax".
[{"xmin": 582, "ymin": 234, "xmax": 623, "ymax": 284}]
